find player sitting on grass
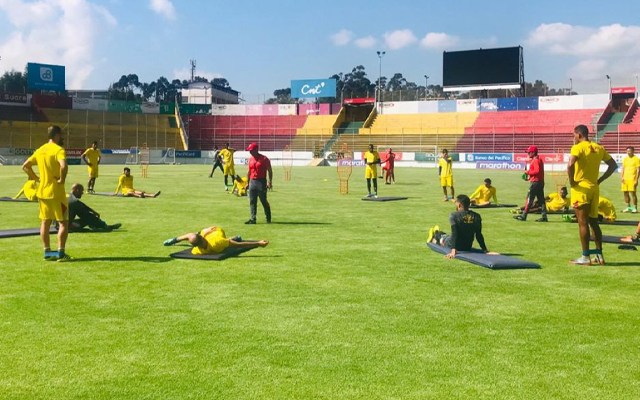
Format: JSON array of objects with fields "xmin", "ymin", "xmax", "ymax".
[
  {"xmin": 562, "ymin": 196, "xmax": 617, "ymax": 223},
  {"xmin": 231, "ymin": 175, "xmax": 248, "ymax": 197},
  {"xmin": 67, "ymin": 184, "xmax": 121, "ymax": 232},
  {"xmin": 13, "ymin": 179, "xmax": 39, "ymax": 200},
  {"xmin": 510, "ymin": 186, "xmax": 570, "ymax": 214},
  {"xmin": 427, "ymin": 194, "xmax": 498, "ymax": 259},
  {"xmin": 163, "ymin": 226, "xmax": 269, "ymax": 255},
  {"xmin": 114, "ymin": 167, "xmax": 161, "ymax": 198},
  {"xmin": 621, "ymin": 221, "xmax": 640, "ymax": 244},
  {"xmin": 469, "ymin": 178, "xmax": 498, "ymax": 207}
]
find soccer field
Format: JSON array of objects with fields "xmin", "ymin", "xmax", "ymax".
[{"xmin": 1, "ymin": 164, "xmax": 639, "ymax": 399}]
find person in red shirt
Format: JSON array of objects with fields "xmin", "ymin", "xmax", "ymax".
[
  {"xmin": 514, "ymin": 145, "xmax": 548, "ymax": 222},
  {"xmin": 245, "ymin": 143, "xmax": 273, "ymax": 224},
  {"xmin": 383, "ymin": 148, "xmax": 396, "ymax": 184}
]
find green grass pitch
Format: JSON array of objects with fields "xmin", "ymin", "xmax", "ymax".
[{"xmin": 1, "ymin": 164, "xmax": 639, "ymax": 399}]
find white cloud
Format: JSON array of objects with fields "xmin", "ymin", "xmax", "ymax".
[
  {"xmin": 526, "ymin": 23, "xmax": 640, "ymax": 57},
  {"xmin": 354, "ymin": 36, "xmax": 376, "ymax": 49},
  {"xmin": 149, "ymin": 0, "xmax": 176, "ymax": 20},
  {"xmin": 420, "ymin": 32, "xmax": 459, "ymax": 49},
  {"xmin": 0, "ymin": 0, "xmax": 117, "ymax": 89},
  {"xmin": 173, "ymin": 68, "xmax": 223, "ymax": 82},
  {"xmin": 526, "ymin": 22, "xmax": 640, "ymax": 92},
  {"xmin": 331, "ymin": 29, "xmax": 353, "ymax": 46},
  {"xmin": 383, "ymin": 29, "xmax": 417, "ymax": 50}
]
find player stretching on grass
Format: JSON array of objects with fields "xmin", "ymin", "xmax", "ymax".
[
  {"xmin": 567, "ymin": 124, "xmax": 618, "ymax": 265},
  {"xmin": 81, "ymin": 141, "xmax": 101, "ymax": 193},
  {"xmin": 515, "ymin": 145, "xmax": 548, "ymax": 222},
  {"xmin": 219, "ymin": 142, "xmax": 236, "ymax": 190},
  {"xmin": 114, "ymin": 167, "xmax": 161, "ymax": 198},
  {"xmin": 427, "ymin": 194, "xmax": 497, "ymax": 258},
  {"xmin": 22, "ymin": 125, "xmax": 72, "ymax": 261},
  {"xmin": 364, "ymin": 144, "xmax": 381, "ymax": 197},
  {"xmin": 438, "ymin": 149, "xmax": 454, "ymax": 202},
  {"xmin": 621, "ymin": 146, "xmax": 639, "ymax": 213},
  {"xmin": 163, "ymin": 226, "xmax": 269, "ymax": 255},
  {"xmin": 469, "ymin": 178, "xmax": 498, "ymax": 207}
]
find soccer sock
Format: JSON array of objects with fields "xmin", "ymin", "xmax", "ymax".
[
  {"xmin": 373, "ymin": 179, "xmax": 377, "ymax": 193},
  {"xmin": 58, "ymin": 248, "xmax": 65, "ymax": 257},
  {"xmin": 224, "ymin": 176, "xmax": 228, "ymax": 186},
  {"xmin": 582, "ymin": 250, "xmax": 590, "ymax": 257},
  {"xmin": 366, "ymin": 179, "xmax": 371, "ymax": 193}
]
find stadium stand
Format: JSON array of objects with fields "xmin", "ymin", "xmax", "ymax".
[
  {"xmin": 296, "ymin": 115, "xmax": 341, "ymax": 135},
  {"xmin": 361, "ymin": 112, "xmax": 479, "ymax": 135}
]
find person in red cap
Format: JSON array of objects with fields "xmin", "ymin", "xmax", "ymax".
[
  {"xmin": 245, "ymin": 143, "xmax": 272, "ymax": 224},
  {"xmin": 514, "ymin": 145, "xmax": 548, "ymax": 222}
]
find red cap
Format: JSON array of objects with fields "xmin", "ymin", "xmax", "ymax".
[
  {"xmin": 246, "ymin": 143, "xmax": 258, "ymax": 151},
  {"xmin": 526, "ymin": 145, "xmax": 538, "ymax": 153}
]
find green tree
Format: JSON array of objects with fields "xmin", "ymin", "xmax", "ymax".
[
  {"xmin": 265, "ymin": 88, "xmax": 297, "ymax": 104},
  {"xmin": 0, "ymin": 69, "xmax": 28, "ymax": 93}
]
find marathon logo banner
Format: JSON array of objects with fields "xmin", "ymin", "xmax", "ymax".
[
  {"xmin": 476, "ymin": 161, "xmax": 526, "ymax": 170},
  {"xmin": 0, "ymin": 92, "xmax": 28, "ymax": 104},
  {"xmin": 337, "ymin": 159, "xmax": 365, "ymax": 167}
]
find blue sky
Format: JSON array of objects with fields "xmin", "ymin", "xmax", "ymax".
[{"xmin": 1, "ymin": 0, "xmax": 640, "ymax": 102}]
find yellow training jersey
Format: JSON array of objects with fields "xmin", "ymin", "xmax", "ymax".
[
  {"xmin": 116, "ymin": 174, "xmax": 134, "ymax": 194},
  {"xmin": 16, "ymin": 180, "xmax": 38, "ymax": 200},
  {"xmin": 598, "ymin": 197, "xmax": 616, "ymax": 221},
  {"xmin": 570, "ymin": 141, "xmax": 611, "ymax": 186},
  {"xmin": 364, "ymin": 151, "xmax": 380, "ymax": 165},
  {"xmin": 27, "ymin": 142, "xmax": 67, "ymax": 200},
  {"xmin": 439, "ymin": 156, "xmax": 453, "ymax": 177},
  {"xmin": 546, "ymin": 192, "xmax": 570, "ymax": 211},
  {"xmin": 192, "ymin": 227, "xmax": 230, "ymax": 255},
  {"xmin": 622, "ymin": 155, "xmax": 640, "ymax": 181},
  {"xmin": 82, "ymin": 148, "xmax": 101, "ymax": 165},
  {"xmin": 471, "ymin": 184, "xmax": 497, "ymax": 203},
  {"xmin": 219, "ymin": 149, "xmax": 235, "ymax": 166},
  {"xmin": 232, "ymin": 177, "xmax": 248, "ymax": 194}
]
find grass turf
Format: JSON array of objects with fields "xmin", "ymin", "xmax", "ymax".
[{"xmin": 0, "ymin": 164, "xmax": 639, "ymax": 399}]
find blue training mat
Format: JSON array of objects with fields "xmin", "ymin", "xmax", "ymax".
[
  {"xmin": 427, "ymin": 242, "xmax": 541, "ymax": 270},
  {"xmin": 361, "ymin": 196, "xmax": 408, "ymax": 202},
  {"xmin": 0, "ymin": 197, "xmax": 36, "ymax": 202}
]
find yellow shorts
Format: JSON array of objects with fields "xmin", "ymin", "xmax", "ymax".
[
  {"xmin": 365, "ymin": 165, "xmax": 377, "ymax": 179},
  {"xmin": 122, "ymin": 188, "xmax": 135, "ymax": 196},
  {"xmin": 440, "ymin": 176, "xmax": 453, "ymax": 187},
  {"xmin": 622, "ymin": 180, "xmax": 637, "ymax": 192},
  {"xmin": 223, "ymin": 165, "xmax": 235, "ymax": 176},
  {"xmin": 88, "ymin": 166, "xmax": 99, "ymax": 178},
  {"xmin": 192, "ymin": 229, "xmax": 230, "ymax": 255},
  {"xmin": 38, "ymin": 198, "xmax": 69, "ymax": 221},
  {"xmin": 571, "ymin": 182, "xmax": 599, "ymax": 219}
]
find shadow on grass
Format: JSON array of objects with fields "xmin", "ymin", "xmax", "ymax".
[
  {"xmin": 77, "ymin": 256, "xmax": 172, "ymax": 263},
  {"xmin": 602, "ymin": 262, "xmax": 640, "ymax": 267},
  {"xmin": 269, "ymin": 222, "xmax": 331, "ymax": 225}
]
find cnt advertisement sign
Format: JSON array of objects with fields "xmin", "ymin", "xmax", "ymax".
[
  {"xmin": 27, "ymin": 62, "xmax": 66, "ymax": 91},
  {"xmin": 291, "ymin": 79, "xmax": 337, "ymax": 99}
]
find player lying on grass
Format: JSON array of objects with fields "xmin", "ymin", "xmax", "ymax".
[
  {"xmin": 562, "ymin": 196, "xmax": 617, "ymax": 223},
  {"xmin": 114, "ymin": 167, "xmax": 161, "ymax": 198},
  {"xmin": 231, "ymin": 175, "xmax": 248, "ymax": 197},
  {"xmin": 163, "ymin": 226, "xmax": 269, "ymax": 255},
  {"xmin": 510, "ymin": 186, "xmax": 570, "ymax": 214},
  {"xmin": 13, "ymin": 179, "xmax": 39, "ymax": 200},
  {"xmin": 621, "ymin": 221, "xmax": 640, "ymax": 244},
  {"xmin": 427, "ymin": 194, "xmax": 499, "ymax": 259},
  {"xmin": 469, "ymin": 178, "xmax": 498, "ymax": 207},
  {"xmin": 67, "ymin": 184, "xmax": 121, "ymax": 232}
]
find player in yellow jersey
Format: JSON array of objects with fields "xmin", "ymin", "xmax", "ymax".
[
  {"xmin": 438, "ymin": 149, "xmax": 454, "ymax": 202},
  {"xmin": 13, "ymin": 179, "xmax": 39, "ymax": 201},
  {"xmin": 231, "ymin": 175, "xmax": 249, "ymax": 197},
  {"xmin": 567, "ymin": 124, "xmax": 618, "ymax": 265},
  {"xmin": 597, "ymin": 196, "xmax": 617, "ymax": 222},
  {"xmin": 114, "ymin": 167, "xmax": 161, "ymax": 198},
  {"xmin": 621, "ymin": 146, "xmax": 639, "ymax": 213},
  {"xmin": 163, "ymin": 225, "xmax": 269, "ymax": 255},
  {"xmin": 363, "ymin": 144, "xmax": 381, "ymax": 197},
  {"xmin": 22, "ymin": 126, "xmax": 72, "ymax": 261},
  {"xmin": 511, "ymin": 186, "xmax": 570, "ymax": 214},
  {"xmin": 81, "ymin": 141, "xmax": 101, "ymax": 193},
  {"xmin": 219, "ymin": 142, "xmax": 236, "ymax": 190},
  {"xmin": 469, "ymin": 178, "xmax": 498, "ymax": 207}
]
